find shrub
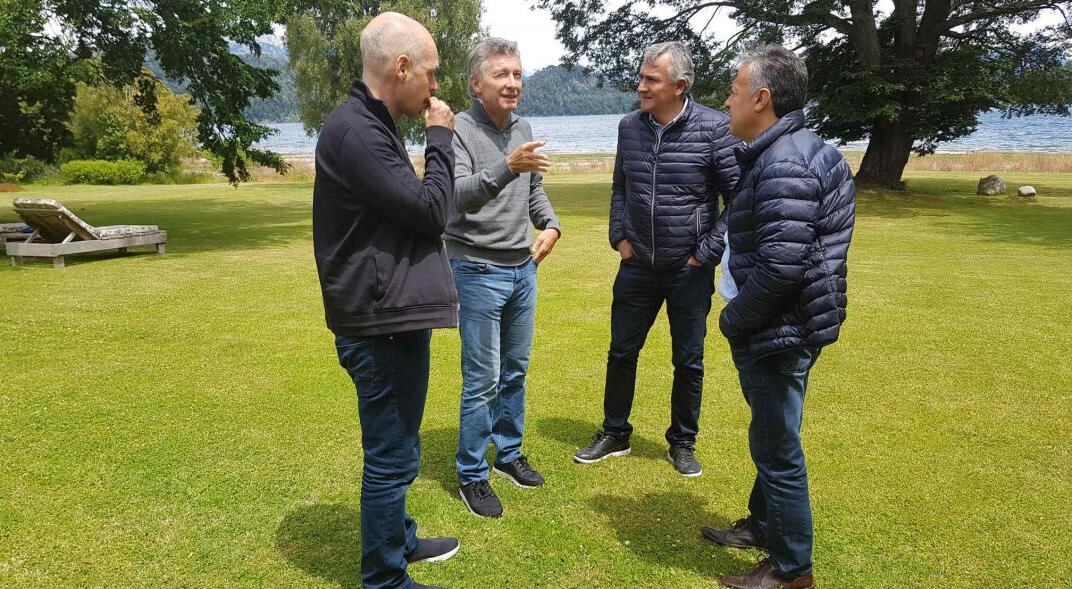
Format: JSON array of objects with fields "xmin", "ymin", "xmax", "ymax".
[
  {"xmin": 0, "ymin": 155, "xmax": 59, "ymax": 183},
  {"xmin": 60, "ymin": 159, "xmax": 146, "ymax": 184},
  {"xmin": 66, "ymin": 76, "xmax": 200, "ymax": 177}
]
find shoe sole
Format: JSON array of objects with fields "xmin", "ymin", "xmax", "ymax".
[
  {"xmin": 700, "ymin": 528, "xmax": 768, "ymax": 551},
  {"xmin": 667, "ymin": 450, "xmax": 702, "ymax": 477},
  {"xmin": 408, "ymin": 542, "xmax": 460, "ymax": 565},
  {"xmin": 458, "ymin": 489, "xmax": 503, "ymax": 519},
  {"xmin": 492, "ymin": 466, "xmax": 543, "ymax": 489},
  {"xmin": 573, "ymin": 447, "xmax": 631, "ymax": 464}
]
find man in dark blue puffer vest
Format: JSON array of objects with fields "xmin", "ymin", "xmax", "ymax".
[
  {"xmin": 574, "ymin": 42, "xmax": 741, "ymax": 477},
  {"xmin": 700, "ymin": 46, "xmax": 856, "ymax": 589}
]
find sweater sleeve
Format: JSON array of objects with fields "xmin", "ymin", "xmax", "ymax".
[
  {"xmin": 337, "ymin": 124, "xmax": 455, "ymax": 239},
  {"xmin": 528, "ymin": 170, "xmax": 561, "ymax": 233},
  {"xmin": 452, "ymin": 129, "xmax": 519, "ymax": 214}
]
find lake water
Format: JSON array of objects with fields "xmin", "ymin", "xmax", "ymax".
[{"xmin": 258, "ymin": 110, "xmax": 1071, "ymax": 156}]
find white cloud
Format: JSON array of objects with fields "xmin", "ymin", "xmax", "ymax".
[{"xmin": 481, "ymin": 0, "xmax": 566, "ymax": 73}]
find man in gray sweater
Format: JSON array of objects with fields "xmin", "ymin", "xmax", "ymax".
[{"xmin": 445, "ymin": 37, "xmax": 561, "ymax": 518}]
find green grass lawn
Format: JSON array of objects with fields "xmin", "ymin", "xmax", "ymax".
[{"xmin": 2, "ymin": 171, "xmax": 1071, "ymax": 587}]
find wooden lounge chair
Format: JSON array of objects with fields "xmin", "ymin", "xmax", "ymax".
[
  {"xmin": 1, "ymin": 222, "xmax": 32, "ymax": 245},
  {"xmin": 7, "ymin": 198, "xmax": 167, "ymax": 268}
]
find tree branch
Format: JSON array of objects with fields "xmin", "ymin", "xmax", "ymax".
[{"xmin": 945, "ymin": 0, "xmax": 1061, "ymax": 29}]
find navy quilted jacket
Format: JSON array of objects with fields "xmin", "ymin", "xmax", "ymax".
[
  {"xmin": 609, "ymin": 101, "xmax": 741, "ymax": 272},
  {"xmin": 719, "ymin": 110, "xmax": 856, "ymax": 357}
]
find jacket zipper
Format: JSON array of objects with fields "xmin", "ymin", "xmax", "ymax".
[{"xmin": 647, "ymin": 130, "xmax": 656, "ymax": 268}]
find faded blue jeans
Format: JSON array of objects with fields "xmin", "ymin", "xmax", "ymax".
[
  {"xmin": 452, "ymin": 259, "xmax": 537, "ymax": 485},
  {"xmin": 730, "ymin": 344, "xmax": 821, "ymax": 578},
  {"xmin": 336, "ymin": 330, "xmax": 431, "ymax": 589}
]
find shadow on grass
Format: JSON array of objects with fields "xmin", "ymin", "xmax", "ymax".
[
  {"xmin": 420, "ymin": 427, "xmax": 461, "ymax": 496},
  {"xmin": 534, "ymin": 416, "xmax": 667, "ymax": 461},
  {"xmin": 276, "ymin": 503, "xmax": 362, "ymax": 589},
  {"xmin": 590, "ymin": 490, "xmax": 754, "ymax": 579}
]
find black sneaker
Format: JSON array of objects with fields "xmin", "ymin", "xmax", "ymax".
[
  {"xmin": 701, "ymin": 518, "xmax": 768, "ymax": 551},
  {"xmin": 407, "ymin": 537, "xmax": 460, "ymax": 564},
  {"xmin": 459, "ymin": 479, "xmax": 503, "ymax": 518},
  {"xmin": 574, "ymin": 430, "xmax": 631, "ymax": 464},
  {"xmin": 414, "ymin": 584, "xmax": 447, "ymax": 589},
  {"xmin": 668, "ymin": 445, "xmax": 702, "ymax": 477},
  {"xmin": 493, "ymin": 455, "xmax": 545, "ymax": 488}
]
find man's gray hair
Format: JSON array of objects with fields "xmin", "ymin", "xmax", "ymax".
[
  {"xmin": 739, "ymin": 45, "xmax": 808, "ymax": 117},
  {"xmin": 467, "ymin": 37, "xmax": 520, "ymax": 84},
  {"xmin": 642, "ymin": 41, "xmax": 694, "ymax": 92}
]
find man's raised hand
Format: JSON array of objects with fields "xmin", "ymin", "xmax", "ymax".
[
  {"xmin": 507, "ymin": 141, "xmax": 551, "ymax": 174},
  {"xmin": 424, "ymin": 97, "xmax": 454, "ymax": 129}
]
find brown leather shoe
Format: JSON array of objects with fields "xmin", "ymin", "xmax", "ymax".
[
  {"xmin": 701, "ymin": 518, "xmax": 768, "ymax": 551},
  {"xmin": 718, "ymin": 558, "xmax": 814, "ymax": 589}
]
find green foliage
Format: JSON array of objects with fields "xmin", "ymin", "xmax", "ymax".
[
  {"xmin": 60, "ymin": 159, "xmax": 147, "ymax": 185},
  {"xmin": 66, "ymin": 78, "xmax": 200, "ymax": 177},
  {"xmin": 286, "ymin": 0, "xmax": 481, "ymax": 142},
  {"xmin": 0, "ymin": 0, "xmax": 81, "ymax": 162},
  {"xmin": 515, "ymin": 66, "xmax": 636, "ymax": 117},
  {"xmin": 538, "ymin": 0, "xmax": 1072, "ymax": 186},
  {"xmin": 0, "ymin": 155, "xmax": 58, "ymax": 184},
  {"xmin": 0, "ymin": 0, "xmax": 288, "ymax": 184}
]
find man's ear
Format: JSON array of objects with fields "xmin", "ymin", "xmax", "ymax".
[
  {"xmin": 753, "ymin": 88, "xmax": 771, "ymax": 113},
  {"xmin": 396, "ymin": 55, "xmax": 411, "ymax": 81},
  {"xmin": 675, "ymin": 79, "xmax": 688, "ymax": 98}
]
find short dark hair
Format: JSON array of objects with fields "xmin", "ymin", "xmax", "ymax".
[{"xmin": 739, "ymin": 45, "xmax": 808, "ymax": 117}]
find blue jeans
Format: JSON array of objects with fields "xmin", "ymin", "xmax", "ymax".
[
  {"xmin": 452, "ymin": 259, "xmax": 538, "ymax": 485},
  {"xmin": 730, "ymin": 344, "xmax": 821, "ymax": 578},
  {"xmin": 336, "ymin": 330, "xmax": 432, "ymax": 589},
  {"xmin": 603, "ymin": 261, "xmax": 714, "ymax": 447}
]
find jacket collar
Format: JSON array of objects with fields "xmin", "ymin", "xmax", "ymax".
[
  {"xmin": 734, "ymin": 110, "xmax": 805, "ymax": 167},
  {"xmin": 350, "ymin": 79, "xmax": 400, "ymax": 138},
  {"xmin": 467, "ymin": 98, "xmax": 519, "ymax": 131}
]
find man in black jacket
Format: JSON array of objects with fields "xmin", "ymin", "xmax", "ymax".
[
  {"xmin": 312, "ymin": 12, "xmax": 459, "ymax": 589},
  {"xmin": 574, "ymin": 42, "xmax": 740, "ymax": 477},
  {"xmin": 700, "ymin": 46, "xmax": 856, "ymax": 589}
]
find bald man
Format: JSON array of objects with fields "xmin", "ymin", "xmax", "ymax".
[{"xmin": 312, "ymin": 12, "xmax": 459, "ymax": 589}]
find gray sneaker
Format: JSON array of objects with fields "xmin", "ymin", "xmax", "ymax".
[{"xmin": 668, "ymin": 445, "xmax": 702, "ymax": 477}]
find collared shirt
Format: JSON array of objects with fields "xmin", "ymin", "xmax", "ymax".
[{"xmin": 650, "ymin": 98, "xmax": 690, "ymax": 138}]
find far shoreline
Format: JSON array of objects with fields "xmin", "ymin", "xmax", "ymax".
[{"xmin": 273, "ymin": 150, "xmax": 1072, "ymax": 178}]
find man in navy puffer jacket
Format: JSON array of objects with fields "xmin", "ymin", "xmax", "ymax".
[
  {"xmin": 700, "ymin": 46, "xmax": 855, "ymax": 589},
  {"xmin": 574, "ymin": 42, "xmax": 741, "ymax": 477}
]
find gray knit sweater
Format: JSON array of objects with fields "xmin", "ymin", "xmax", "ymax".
[{"xmin": 443, "ymin": 101, "xmax": 561, "ymax": 266}]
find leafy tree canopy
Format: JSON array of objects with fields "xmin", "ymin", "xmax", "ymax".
[
  {"xmin": 537, "ymin": 0, "xmax": 1072, "ymax": 187},
  {"xmin": 286, "ymin": 0, "xmax": 481, "ymax": 143},
  {"xmin": 1, "ymin": 0, "xmax": 287, "ymax": 183}
]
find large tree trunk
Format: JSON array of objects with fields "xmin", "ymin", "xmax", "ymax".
[{"xmin": 856, "ymin": 118, "xmax": 915, "ymax": 189}]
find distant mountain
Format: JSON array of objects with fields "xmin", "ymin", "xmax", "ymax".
[
  {"xmin": 149, "ymin": 47, "xmax": 635, "ymax": 122},
  {"xmin": 515, "ymin": 65, "xmax": 636, "ymax": 117}
]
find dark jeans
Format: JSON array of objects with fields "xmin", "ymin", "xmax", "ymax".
[
  {"xmin": 730, "ymin": 344, "xmax": 821, "ymax": 578},
  {"xmin": 603, "ymin": 260, "xmax": 714, "ymax": 447},
  {"xmin": 336, "ymin": 330, "xmax": 432, "ymax": 589}
]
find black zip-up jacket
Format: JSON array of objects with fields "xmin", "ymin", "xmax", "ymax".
[
  {"xmin": 609, "ymin": 101, "xmax": 741, "ymax": 272},
  {"xmin": 313, "ymin": 80, "xmax": 459, "ymax": 336}
]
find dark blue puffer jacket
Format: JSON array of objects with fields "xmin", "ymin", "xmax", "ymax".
[
  {"xmin": 719, "ymin": 110, "xmax": 856, "ymax": 357},
  {"xmin": 609, "ymin": 101, "xmax": 741, "ymax": 272}
]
